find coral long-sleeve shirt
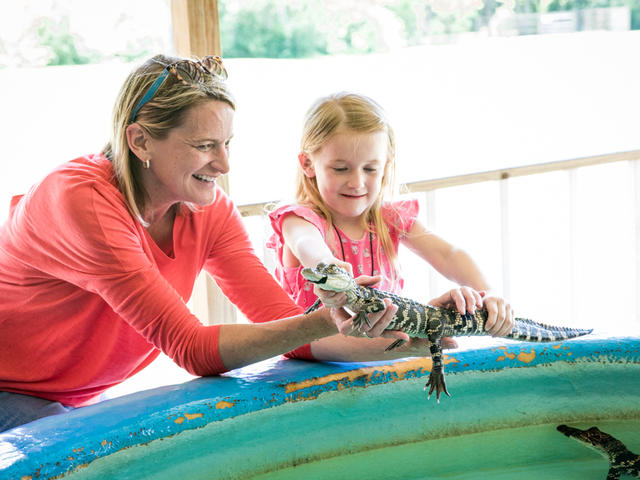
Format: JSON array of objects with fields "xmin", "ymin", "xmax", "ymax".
[{"xmin": 0, "ymin": 154, "xmax": 303, "ymax": 407}]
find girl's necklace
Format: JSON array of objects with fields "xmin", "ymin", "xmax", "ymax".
[{"xmin": 332, "ymin": 224, "xmax": 374, "ymax": 276}]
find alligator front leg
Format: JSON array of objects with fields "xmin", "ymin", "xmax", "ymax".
[
  {"xmin": 424, "ymin": 341, "xmax": 450, "ymax": 402},
  {"xmin": 350, "ymin": 297, "xmax": 386, "ymax": 330}
]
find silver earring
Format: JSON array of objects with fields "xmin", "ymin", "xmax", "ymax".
[{"xmin": 143, "ymin": 159, "xmax": 150, "ymax": 169}]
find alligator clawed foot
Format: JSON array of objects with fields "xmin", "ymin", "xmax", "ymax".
[
  {"xmin": 424, "ymin": 370, "xmax": 450, "ymax": 403},
  {"xmin": 351, "ymin": 311, "xmax": 371, "ymax": 331},
  {"xmin": 385, "ymin": 339, "xmax": 407, "ymax": 351}
]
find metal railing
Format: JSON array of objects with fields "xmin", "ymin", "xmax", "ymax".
[{"xmin": 233, "ymin": 149, "xmax": 640, "ymax": 328}]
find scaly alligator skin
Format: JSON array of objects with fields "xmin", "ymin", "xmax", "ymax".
[
  {"xmin": 557, "ymin": 425, "xmax": 640, "ymax": 479},
  {"xmin": 302, "ymin": 262, "xmax": 592, "ymax": 401}
]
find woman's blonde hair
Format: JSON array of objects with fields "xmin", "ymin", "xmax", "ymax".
[
  {"xmin": 103, "ymin": 54, "xmax": 235, "ymax": 223},
  {"xmin": 296, "ymin": 92, "xmax": 399, "ymax": 274}
]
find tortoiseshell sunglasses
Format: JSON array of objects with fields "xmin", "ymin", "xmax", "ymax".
[{"xmin": 129, "ymin": 55, "xmax": 228, "ymax": 123}]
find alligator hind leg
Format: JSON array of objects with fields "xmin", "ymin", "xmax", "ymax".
[
  {"xmin": 425, "ymin": 367, "xmax": 450, "ymax": 402},
  {"xmin": 424, "ymin": 342, "xmax": 450, "ymax": 402}
]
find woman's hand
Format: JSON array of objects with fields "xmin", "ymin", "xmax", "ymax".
[{"xmin": 323, "ymin": 273, "xmax": 409, "ymax": 343}]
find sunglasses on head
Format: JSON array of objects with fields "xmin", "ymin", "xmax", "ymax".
[{"xmin": 129, "ymin": 55, "xmax": 228, "ymax": 123}]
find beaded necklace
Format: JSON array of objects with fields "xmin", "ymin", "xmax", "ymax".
[{"xmin": 332, "ymin": 224, "xmax": 374, "ymax": 276}]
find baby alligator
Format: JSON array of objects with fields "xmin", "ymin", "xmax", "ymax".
[
  {"xmin": 302, "ymin": 262, "xmax": 592, "ymax": 401},
  {"xmin": 557, "ymin": 425, "xmax": 640, "ymax": 479}
]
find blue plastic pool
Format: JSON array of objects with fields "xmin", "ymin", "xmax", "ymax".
[{"xmin": 1, "ymin": 335, "xmax": 639, "ymax": 479}]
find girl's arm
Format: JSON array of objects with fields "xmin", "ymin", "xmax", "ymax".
[
  {"xmin": 281, "ymin": 214, "xmax": 353, "ymax": 274},
  {"xmin": 281, "ymin": 214, "xmax": 354, "ymax": 308},
  {"xmin": 403, "ymin": 219, "xmax": 514, "ymax": 337}
]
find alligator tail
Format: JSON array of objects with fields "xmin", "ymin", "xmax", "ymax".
[{"xmin": 506, "ymin": 317, "xmax": 592, "ymax": 342}]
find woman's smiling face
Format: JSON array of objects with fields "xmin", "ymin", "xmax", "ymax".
[{"xmin": 142, "ymin": 99, "xmax": 234, "ymax": 217}]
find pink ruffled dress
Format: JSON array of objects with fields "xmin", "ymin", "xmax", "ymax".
[{"xmin": 267, "ymin": 199, "xmax": 419, "ymax": 310}]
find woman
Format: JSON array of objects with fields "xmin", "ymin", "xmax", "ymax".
[{"xmin": 0, "ymin": 55, "xmax": 405, "ymax": 432}]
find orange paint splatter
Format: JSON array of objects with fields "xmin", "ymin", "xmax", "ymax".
[
  {"xmin": 517, "ymin": 350, "xmax": 536, "ymax": 363},
  {"xmin": 184, "ymin": 413, "xmax": 204, "ymax": 420},
  {"xmin": 496, "ymin": 351, "xmax": 516, "ymax": 361},
  {"xmin": 174, "ymin": 412, "xmax": 205, "ymax": 424},
  {"xmin": 215, "ymin": 400, "xmax": 236, "ymax": 409},
  {"xmin": 284, "ymin": 357, "xmax": 433, "ymax": 394},
  {"xmin": 444, "ymin": 355, "xmax": 460, "ymax": 365}
]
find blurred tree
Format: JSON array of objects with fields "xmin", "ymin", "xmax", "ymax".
[
  {"xmin": 220, "ymin": 1, "xmax": 328, "ymax": 58},
  {"xmin": 3, "ymin": 0, "xmax": 638, "ymax": 67},
  {"xmin": 36, "ymin": 17, "xmax": 101, "ymax": 65},
  {"xmin": 385, "ymin": 0, "xmax": 428, "ymax": 44}
]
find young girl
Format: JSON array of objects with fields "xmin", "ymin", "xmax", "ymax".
[{"xmin": 268, "ymin": 92, "xmax": 514, "ymax": 359}]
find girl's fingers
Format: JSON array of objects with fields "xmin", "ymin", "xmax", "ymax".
[
  {"xmin": 449, "ymin": 288, "xmax": 466, "ymax": 314},
  {"xmin": 354, "ymin": 274, "xmax": 382, "ymax": 288},
  {"xmin": 460, "ymin": 286, "xmax": 483, "ymax": 314},
  {"xmin": 314, "ymin": 287, "xmax": 347, "ymax": 308},
  {"xmin": 483, "ymin": 297, "xmax": 514, "ymax": 337}
]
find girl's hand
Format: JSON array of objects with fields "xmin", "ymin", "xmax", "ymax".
[
  {"xmin": 428, "ymin": 286, "xmax": 483, "ymax": 315},
  {"xmin": 312, "ymin": 259, "xmax": 353, "ymax": 308},
  {"xmin": 428, "ymin": 286, "xmax": 486, "ymax": 350},
  {"xmin": 429, "ymin": 287, "xmax": 514, "ymax": 337},
  {"xmin": 479, "ymin": 292, "xmax": 514, "ymax": 337}
]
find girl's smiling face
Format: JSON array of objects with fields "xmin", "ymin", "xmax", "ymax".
[
  {"xmin": 142, "ymin": 100, "xmax": 234, "ymax": 218},
  {"xmin": 302, "ymin": 130, "xmax": 388, "ymax": 230}
]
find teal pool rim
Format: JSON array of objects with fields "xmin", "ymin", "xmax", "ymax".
[{"xmin": 1, "ymin": 335, "xmax": 639, "ymax": 479}]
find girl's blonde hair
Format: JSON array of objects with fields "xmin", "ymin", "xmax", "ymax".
[
  {"xmin": 103, "ymin": 54, "xmax": 235, "ymax": 223},
  {"xmin": 296, "ymin": 92, "xmax": 399, "ymax": 274}
]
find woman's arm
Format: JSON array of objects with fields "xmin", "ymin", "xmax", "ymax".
[
  {"xmin": 217, "ymin": 306, "xmax": 400, "ymax": 369},
  {"xmin": 217, "ymin": 309, "xmax": 335, "ymax": 370}
]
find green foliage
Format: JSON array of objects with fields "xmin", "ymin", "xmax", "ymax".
[
  {"xmin": 220, "ymin": 2, "xmax": 328, "ymax": 58},
  {"xmin": 12, "ymin": 0, "xmax": 639, "ymax": 66},
  {"xmin": 36, "ymin": 17, "xmax": 101, "ymax": 66},
  {"xmin": 545, "ymin": 0, "xmax": 630, "ymax": 10},
  {"xmin": 385, "ymin": 0, "xmax": 426, "ymax": 45},
  {"xmin": 632, "ymin": 3, "xmax": 640, "ymax": 28}
]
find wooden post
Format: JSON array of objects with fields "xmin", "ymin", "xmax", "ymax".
[
  {"xmin": 171, "ymin": 0, "xmax": 221, "ymax": 58},
  {"xmin": 171, "ymin": 0, "xmax": 236, "ymax": 325}
]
